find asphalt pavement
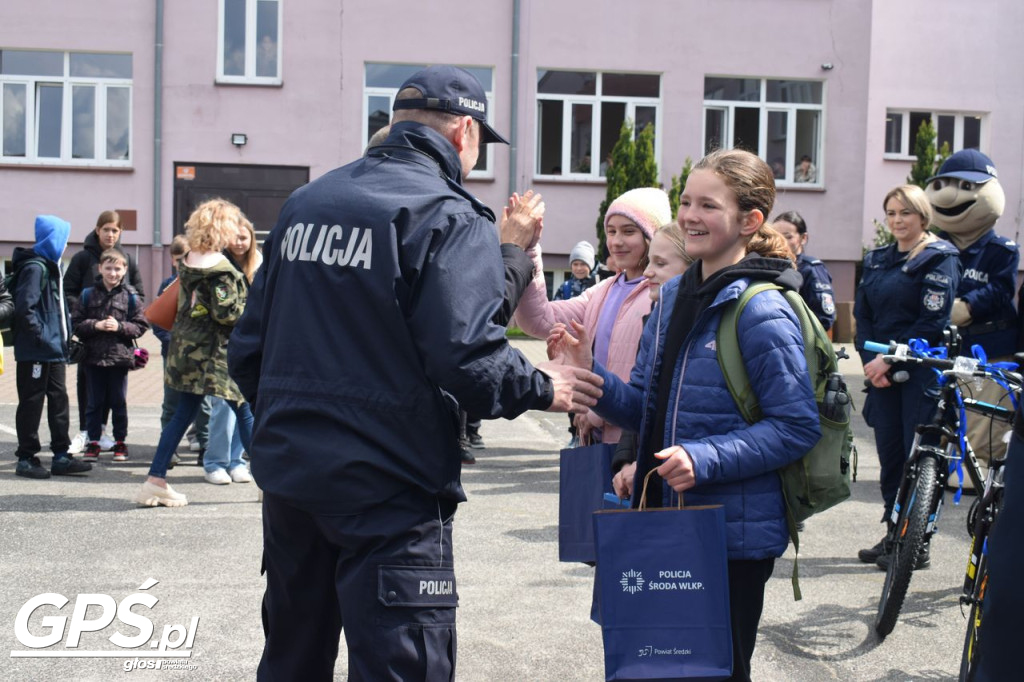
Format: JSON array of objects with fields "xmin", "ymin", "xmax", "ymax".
[{"xmin": 0, "ymin": 336, "xmax": 977, "ymax": 681}]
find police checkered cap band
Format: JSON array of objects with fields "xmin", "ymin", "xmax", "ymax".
[{"xmin": 392, "ymin": 65, "xmax": 509, "ymax": 145}]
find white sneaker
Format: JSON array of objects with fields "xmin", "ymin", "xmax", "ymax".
[
  {"xmin": 189, "ymin": 441, "xmax": 203, "ymax": 452},
  {"xmin": 98, "ymin": 431, "xmax": 116, "ymax": 451},
  {"xmin": 69, "ymin": 431, "xmax": 88, "ymax": 454},
  {"xmin": 229, "ymin": 466, "xmax": 253, "ymax": 483},
  {"xmin": 204, "ymin": 468, "xmax": 232, "ymax": 485},
  {"xmin": 134, "ymin": 481, "xmax": 188, "ymax": 508}
]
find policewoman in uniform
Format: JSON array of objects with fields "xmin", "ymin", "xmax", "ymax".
[
  {"xmin": 228, "ymin": 66, "xmax": 598, "ymax": 681},
  {"xmin": 855, "ymin": 184, "xmax": 960, "ymax": 567},
  {"xmin": 771, "ymin": 210, "xmax": 836, "ymax": 331}
]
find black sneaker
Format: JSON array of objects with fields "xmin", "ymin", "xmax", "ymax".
[
  {"xmin": 467, "ymin": 432, "xmax": 485, "ymax": 449},
  {"xmin": 16, "ymin": 457, "xmax": 51, "ymax": 479},
  {"xmin": 460, "ymin": 442, "xmax": 476, "ymax": 465},
  {"xmin": 858, "ymin": 538, "xmax": 889, "ymax": 563},
  {"xmin": 51, "ymin": 455, "xmax": 92, "ymax": 476},
  {"xmin": 876, "ymin": 543, "xmax": 930, "ymax": 571}
]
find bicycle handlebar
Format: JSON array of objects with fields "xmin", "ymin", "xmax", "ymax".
[{"xmin": 864, "ymin": 339, "xmax": 1024, "ymax": 389}]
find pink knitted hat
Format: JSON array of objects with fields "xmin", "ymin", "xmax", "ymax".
[{"xmin": 604, "ymin": 187, "xmax": 672, "ymax": 241}]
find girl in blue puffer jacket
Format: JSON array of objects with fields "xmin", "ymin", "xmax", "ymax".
[{"xmin": 552, "ymin": 149, "xmax": 820, "ymax": 682}]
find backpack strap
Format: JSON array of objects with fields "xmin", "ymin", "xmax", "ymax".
[
  {"xmin": 17, "ymin": 258, "xmax": 49, "ymax": 292},
  {"xmin": 715, "ymin": 280, "xmax": 811, "ymax": 601},
  {"xmin": 124, "ymin": 285, "xmax": 139, "ymax": 317},
  {"xmin": 716, "ymin": 281, "xmax": 780, "ymax": 424}
]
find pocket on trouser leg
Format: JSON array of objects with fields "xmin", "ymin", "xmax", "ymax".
[
  {"xmin": 862, "ymin": 388, "xmax": 875, "ymax": 428},
  {"xmin": 370, "ymin": 565, "xmax": 458, "ymax": 682}
]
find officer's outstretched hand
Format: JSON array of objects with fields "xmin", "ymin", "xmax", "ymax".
[{"xmin": 536, "ymin": 360, "xmax": 603, "ymax": 414}]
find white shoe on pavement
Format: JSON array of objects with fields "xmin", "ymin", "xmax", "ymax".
[
  {"xmin": 69, "ymin": 431, "xmax": 88, "ymax": 454},
  {"xmin": 228, "ymin": 466, "xmax": 253, "ymax": 483},
  {"xmin": 134, "ymin": 481, "xmax": 188, "ymax": 507},
  {"xmin": 98, "ymin": 430, "xmax": 116, "ymax": 451},
  {"xmin": 204, "ymin": 468, "xmax": 232, "ymax": 485}
]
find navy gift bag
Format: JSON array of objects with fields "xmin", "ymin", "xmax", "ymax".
[
  {"xmin": 558, "ymin": 442, "xmax": 618, "ymax": 563},
  {"xmin": 593, "ymin": 478, "xmax": 732, "ymax": 681}
]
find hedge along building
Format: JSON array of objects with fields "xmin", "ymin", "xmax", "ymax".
[{"xmin": 1, "ymin": 0, "xmax": 1021, "ymax": 337}]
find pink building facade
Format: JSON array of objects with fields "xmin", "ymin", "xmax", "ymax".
[{"xmin": 2, "ymin": 0, "xmax": 1021, "ymax": 306}]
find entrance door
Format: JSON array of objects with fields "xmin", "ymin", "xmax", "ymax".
[{"xmin": 172, "ymin": 163, "xmax": 309, "ymax": 244}]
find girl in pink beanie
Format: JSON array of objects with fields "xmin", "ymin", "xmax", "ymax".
[{"xmin": 512, "ymin": 187, "xmax": 671, "ymax": 445}]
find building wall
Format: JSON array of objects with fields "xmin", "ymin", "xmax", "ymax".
[
  {"xmin": 865, "ymin": 0, "xmax": 1024, "ymax": 248},
  {"xmin": 1, "ymin": 0, "xmax": 1019, "ymax": 305},
  {"xmin": 0, "ymin": 0, "xmax": 157, "ymax": 284}
]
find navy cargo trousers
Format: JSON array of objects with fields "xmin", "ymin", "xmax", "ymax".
[{"xmin": 257, "ymin": 489, "xmax": 458, "ymax": 681}]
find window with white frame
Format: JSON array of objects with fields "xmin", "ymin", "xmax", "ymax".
[
  {"xmin": 218, "ymin": 0, "xmax": 281, "ymax": 84},
  {"xmin": 1, "ymin": 49, "xmax": 132, "ymax": 166},
  {"xmin": 884, "ymin": 110, "xmax": 984, "ymax": 158},
  {"xmin": 703, "ymin": 76, "xmax": 824, "ymax": 186},
  {"xmin": 364, "ymin": 63, "xmax": 496, "ymax": 177},
  {"xmin": 535, "ymin": 70, "xmax": 660, "ymax": 179}
]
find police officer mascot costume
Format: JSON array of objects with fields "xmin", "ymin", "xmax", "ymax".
[{"xmin": 926, "ymin": 150, "xmax": 1019, "ymax": 473}]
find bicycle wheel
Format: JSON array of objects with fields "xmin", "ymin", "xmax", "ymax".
[
  {"xmin": 966, "ymin": 497, "xmax": 980, "ymax": 537},
  {"xmin": 959, "ymin": 556, "xmax": 987, "ymax": 681},
  {"xmin": 876, "ymin": 455, "xmax": 939, "ymax": 638}
]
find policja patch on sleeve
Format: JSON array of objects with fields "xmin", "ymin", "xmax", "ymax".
[
  {"xmin": 923, "ymin": 289, "xmax": 946, "ymax": 312},
  {"xmin": 820, "ymin": 292, "xmax": 836, "ymax": 315}
]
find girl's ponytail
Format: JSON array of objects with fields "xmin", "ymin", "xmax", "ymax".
[{"xmin": 747, "ymin": 223, "xmax": 794, "ymax": 263}]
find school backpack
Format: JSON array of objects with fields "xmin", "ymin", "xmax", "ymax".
[
  {"xmin": 3, "ymin": 257, "xmax": 48, "ymax": 295},
  {"xmin": 717, "ymin": 281, "xmax": 853, "ymax": 600},
  {"xmin": 79, "ymin": 286, "xmax": 140, "ymax": 317}
]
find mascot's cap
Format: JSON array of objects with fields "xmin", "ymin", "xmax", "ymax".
[{"xmin": 929, "ymin": 149, "xmax": 998, "ymax": 184}]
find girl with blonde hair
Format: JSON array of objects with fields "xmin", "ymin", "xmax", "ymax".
[
  {"xmin": 854, "ymin": 184, "xmax": 960, "ymax": 568},
  {"xmin": 135, "ymin": 199, "xmax": 256, "ymax": 507}
]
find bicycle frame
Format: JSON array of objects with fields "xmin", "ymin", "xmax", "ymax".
[{"xmin": 867, "ymin": 331, "xmax": 1020, "ymax": 640}]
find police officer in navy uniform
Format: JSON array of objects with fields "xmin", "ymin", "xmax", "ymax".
[
  {"xmin": 228, "ymin": 65, "xmax": 600, "ymax": 681},
  {"xmin": 771, "ymin": 210, "xmax": 836, "ymax": 331},
  {"xmin": 855, "ymin": 185, "xmax": 960, "ymax": 569},
  {"xmin": 927, "ymin": 149, "xmax": 1019, "ymax": 469}
]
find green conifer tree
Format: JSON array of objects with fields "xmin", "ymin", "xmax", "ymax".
[
  {"xmin": 908, "ymin": 119, "xmax": 937, "ymax": 189},
  {"xmin": 595, "ymin": 120, "xmax": 665, "ymax": 260},
  {"xmin": 595, "ymin": 120, "xmax": 636, "ymax": 261},
  {"xmin": 668, "ymin": 157, "xmax": 693, "ymax": 217}
]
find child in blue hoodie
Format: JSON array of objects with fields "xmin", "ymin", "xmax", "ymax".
[{"xmin": 12, "ymin": 215, "xmax": 92, "ymax": 479}]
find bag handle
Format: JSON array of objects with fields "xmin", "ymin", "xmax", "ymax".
[{"xmin": 638, "ymin": 469, "xmax": 683, "ymax": 510}]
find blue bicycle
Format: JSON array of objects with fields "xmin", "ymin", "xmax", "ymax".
[{"xmin": 865, "ymin": 330, "xmax": 1019, "ymax": 639}]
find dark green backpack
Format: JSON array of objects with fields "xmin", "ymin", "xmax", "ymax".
[
  {"xmin": 4, "ymin": 258, "xmax": 48, "ymax": 294},
  {"xmin": 717, "ymin": 282, "xmax": 853, "ymax": 600}
]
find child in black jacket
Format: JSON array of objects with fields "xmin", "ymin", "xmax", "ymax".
[{"xmin": 71, "ymin": 248, "xmax": 148, "ymax": 461}]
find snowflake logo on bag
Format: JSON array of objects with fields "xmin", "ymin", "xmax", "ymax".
[{"xmin": 620, "ymin": 569, "xmax": 645, "ymax": 594}]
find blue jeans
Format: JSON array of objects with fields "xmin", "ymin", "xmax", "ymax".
[
  {"xmin": 160, "ymin": 357, "xmax": 212, "ymax": 447},
  {"xmin": 149, "ymin": 393, "xmax": 253, "ymax": 479},
  {"xmin": 205, "ymin": 397, "xmax": 245, "ymax": 473}
]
